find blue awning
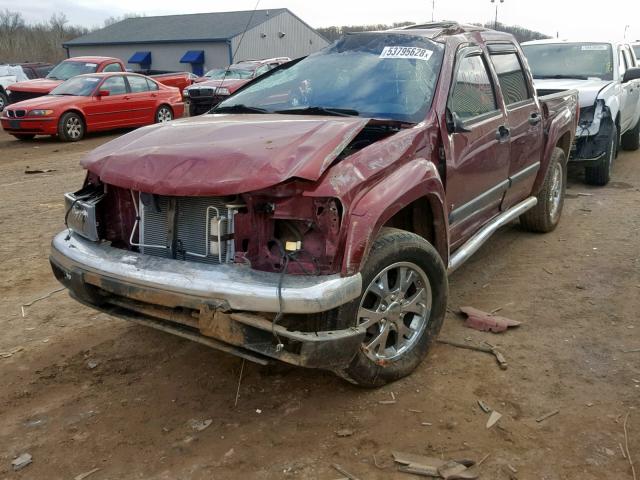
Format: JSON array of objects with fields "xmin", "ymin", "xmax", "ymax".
[
  {"xmin": 180, "ymin": 50, "xmax": 204, "ymax": 64},
  {"xmin": 128, "ymin": 51, "xmax": 151, "ymax": 65}
]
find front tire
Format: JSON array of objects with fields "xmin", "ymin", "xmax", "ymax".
[
  {"xmin": 585, "ymin": 124, "xmax": 617, "ymax": 186},
  {"xmin": 520, "ymin": 147, "xmax": 566, "ymax": 233},
  {"xmin": 155, "ymin": 105, "xmax": 173, "ymax": 123},
  {"xmin": 621, "ymin": 118, "xmax": 640, "ymax": 151},
  {"xmin": 57, "ymin": 112, "xmax": 85, "ymax": 142},
  {"xmin": 335, "ymin": 228, "xmax": 448, "ymax": 387}
]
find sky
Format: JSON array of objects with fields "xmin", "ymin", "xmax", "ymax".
[{"xmin": 3, "ymin": 0, "xmax": 640, "ymax": 41}]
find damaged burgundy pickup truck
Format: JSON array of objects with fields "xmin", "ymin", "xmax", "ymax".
[{"xmin": 51, "ymin": 23, "xmax": 578, "ymax": 386}]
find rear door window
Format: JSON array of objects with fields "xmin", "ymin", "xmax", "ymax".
[
  {"xmin": 450, "ymin": 54, "xmax": 498, "ymax": 120},
  {"xmin": 127, "ymin": 75, "xmax": 149, "ymax": 93},
  {"xmin": 100, "ymin": 76, "xmax": 128, "ymax": 95},
  {"xmin": 490, "ymin": 52, "xmax": 531, "ymax": 106},
  {"xmin": 145, "ymin": 78, "xmax": 159, "ymax": 91}
]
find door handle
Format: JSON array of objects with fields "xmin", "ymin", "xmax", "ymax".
[
  {"xmin": 123, "ymin": 96, "xmax": 130, "ymax": 100},
  {"xmin": 496, "ymin": 125, "xmax": 510, "ymax": 142},
  {"xmin": 151, "ymin": 93, "xmax": 157, "ymax": 98},
  {"xmin": 528, "ymin": 112, "xmax": 542, "ymax": 126}
]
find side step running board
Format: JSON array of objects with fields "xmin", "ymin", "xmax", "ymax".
[{"xmin": 448, "ymin": 197, "xmax": 538, "ymax": 274}]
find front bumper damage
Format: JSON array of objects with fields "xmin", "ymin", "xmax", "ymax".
[
  {"xmin": 570, "ymin": 102, "xmax": 612, "ymax": 165},
  {"xmin": 50, "ymin": 231, "xmax": 365, "ymax": 368}
]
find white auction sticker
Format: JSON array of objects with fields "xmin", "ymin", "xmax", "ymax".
[
  {"xmin": 85, "ymin": 63, "xmax": 98, "ymax": 67},
  {"xmin": 581, "ymin": 45, "xmax": 608, "ymax": 51},
  {"xmin": 380, "ymin": 46, "xmax": 433, "ymax": 61}
]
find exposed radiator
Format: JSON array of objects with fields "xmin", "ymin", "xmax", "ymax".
[{"xmin": 138, "ymin": 195, "xmax": 232, "ymax": 265}]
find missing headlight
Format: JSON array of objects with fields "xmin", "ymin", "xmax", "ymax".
[{"xmin": 64, "ymin": 184, "xmax": 105, "ymax": 241}]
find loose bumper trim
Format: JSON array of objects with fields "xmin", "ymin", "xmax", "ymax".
[{"xmin": 50, "ymin": 231, "xmax": 362, "ymax": 314}]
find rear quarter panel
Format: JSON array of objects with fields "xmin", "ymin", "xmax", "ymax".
[{"xmin": 534, "ymin": 90, "xmax": 579, "ymax": 193}]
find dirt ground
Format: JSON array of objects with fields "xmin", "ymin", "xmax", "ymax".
[{"xmin": 0, "ymin": 127, "xmax": 638, "ymax": 480}]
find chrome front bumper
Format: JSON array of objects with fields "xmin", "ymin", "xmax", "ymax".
[{"xmin": 50, "ymin": 231, "xmax": 362, "ymax": 314}]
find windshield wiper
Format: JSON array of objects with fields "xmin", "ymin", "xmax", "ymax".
[
  {"xmin": 212, "ymin": 104, "xmax": 268, "ymax": 114},
  {"xmin": 533, "ymin": 74, "xmax": 590, "ymax": 80},
  {"xmin": 275, "ymin": 106, "xmax": 359, "ymax": 117}
]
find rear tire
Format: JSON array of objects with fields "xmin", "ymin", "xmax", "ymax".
[
  {"xmin": 13, "ymin": 134, "xmax": 36, "ymax": 141},
  {"xmin": 519, "ymin": 147, "xmax": 566, "ymax": 233},
  {"xmin": 621, "ymin": 118, "xmax": 640, "ymax": 151},
  {"xmin": 155, "ymin": 105, "xmax": 173, "ymax": 123},
  {"xmin": 57, "ymin": 112, "xmax": 85, "ymax": 142},
  {"xmin": 334, "ymin": 228, "xmax": 448, "ymax": 387},
  {"xmin": 585, "ymin": 124, "xmax": 616, "ymax": 186}
]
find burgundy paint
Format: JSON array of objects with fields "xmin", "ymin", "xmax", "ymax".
[{"xmin": 81, "ymin": 114, "xmax": 369, "ymax": 196}]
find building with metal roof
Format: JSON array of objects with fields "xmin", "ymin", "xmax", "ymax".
[{"xmin": 64, "ymin": 9, "xmax": 329, "ymax": 75}]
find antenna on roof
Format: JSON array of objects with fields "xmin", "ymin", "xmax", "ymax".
[{"xmin": 231, "ymin": 1, "xmax": 261, "ymax": 64}]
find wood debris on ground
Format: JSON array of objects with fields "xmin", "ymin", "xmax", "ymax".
[
  {"xmin": 437, "ymin": 339, "xmax": 508, "ymax": 370},
  {"xmin": 392, "ymin": 451, "xmax": 480, "ymax": 478}
]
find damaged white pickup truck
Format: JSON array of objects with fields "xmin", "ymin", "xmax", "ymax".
[{"xmin": 523, "ymin": 40, "xmax": 640, "ymax": 185}]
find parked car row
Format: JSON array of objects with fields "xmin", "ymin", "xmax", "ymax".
[{"xmin": 0, "ymin": 55, "xmax": 288, "ymax": 141}]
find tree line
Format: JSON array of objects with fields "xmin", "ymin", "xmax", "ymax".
[
  {"xmin": 0, "ymin": 10, "xmax": 143, "ymax": 65},
  {"xmin": 0, "ymin": 9, "xmax": 89, "ymax": 64}
]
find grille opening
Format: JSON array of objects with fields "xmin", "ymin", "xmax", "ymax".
[{"xmin": 139, "ymin": 195, "xmax": 233, "ymax": 265}]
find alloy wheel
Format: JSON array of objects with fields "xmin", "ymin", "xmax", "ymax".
[
  {"xmin": 157, "ymin": 107, "xmax": 172, "ymax": 123},
  {"xmin": 357, "ymin": 262, "xmax": 432, "ymax": 362},
  {"xmin": 65, "ymin": 116, "xmax": 82, "ymax": 140},
  {"xmin": 548, "ymin": 162, "xmax": 563, "ymax": 223}
]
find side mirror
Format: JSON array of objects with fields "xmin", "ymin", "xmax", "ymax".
[
  {"xmin": 622, "ymin": 67, "xmax": 640, "ymax": 83},
  {"xmin": 445, "ymin": 108, "xmax": 471, "ymax": 134},
  {"xmin": 97, "ymin": 90, "xmax": 110, "ymax": 97}
]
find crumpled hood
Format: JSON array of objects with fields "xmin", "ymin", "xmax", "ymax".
[
  {"xmin": 8, "ymin": 78, "xmax": 63, "ymax": 94},
  {"xmin": 533, "ymin": 78, "xmax": 614, "ymax": 108},
  {"xmin": 81, "ymin": 114, "xmax": 370, "ymax": 196}
]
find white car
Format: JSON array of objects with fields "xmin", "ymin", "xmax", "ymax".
[
  {"xmin": 0, "ymin": 65, "xmax": 28, "ymax": 112},
  {"xmin": 522, "ymin": 40, "xmax": 640, "ymax": 185}
]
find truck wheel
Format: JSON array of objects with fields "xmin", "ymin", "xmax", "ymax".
[
  {"xmin": 334, "ymin": 228, "xmax": 448, "ymax": 387},
  {"xmin": 585, "ymin": 125, "xmax": 616, "ymax": 186},
  {"xmin": 58, "ymin": 112, "xmax": 85, "ymax": 142},
  {"xmin": 519, "ymin": 147, "xmax": 566, "ymax": 233},
  {"xmin": 0, "ymin": 90, "xmax": 7, "ymax": 111},
  {"xmin": 155, "ymin": 105, "xmax": 173, "ymax": 123},
  {"xmin": 188, "ymin": 103, "xmax": 200, "ymax": 117},
  {"xmin": 621, "ymin": 118, "xmax": 640, "ymax": 151}
]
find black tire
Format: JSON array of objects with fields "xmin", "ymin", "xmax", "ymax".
[
  {"xmin": 0, "ymin": 90, "xmax": 8, "ymax": 112},
  {"xmin": 621, "ymin": 118, "xmax": 640, "ymax": 151},
  {"xmin": 585, "ymin": 124, "xmax": 616, "ymax": 186},
  {"xmin": 334, "ymin": 228, "xmax": 448, "ymax": 387},
  {"xmin": 57, "ymin": 112, "xmax": 85, "ymax": 142},
  {"xmin": 188, "ymin": 102, "xmax": 209, "ymax": 117},
  {"xmin": 155, "ymin": 105, "xmax": 173, "ymax": 123},
  {"xmin": 12, "ymin": 134, "xmax": 36, "ymax": 141},
  {"xmin": 519, "ymin": 147, "xmax": 567, "ymax": 233}
]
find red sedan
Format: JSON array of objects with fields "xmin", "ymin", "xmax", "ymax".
[{"xmin": 1, "ymin": 72, "xmax": 184, "ymax": 141}]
